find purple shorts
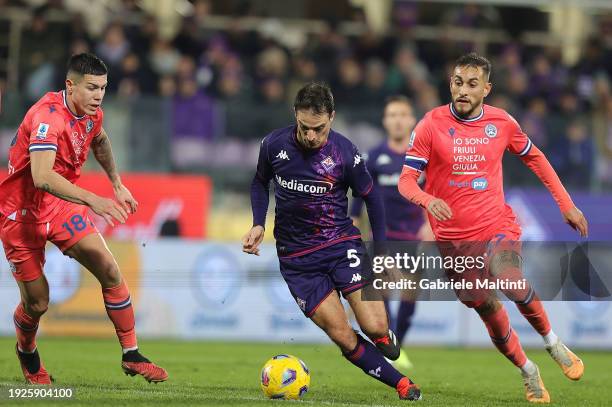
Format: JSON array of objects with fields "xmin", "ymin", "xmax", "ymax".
[{"xmin": 279, "ymin": 239, "xmax": 371, "ymax": 317}]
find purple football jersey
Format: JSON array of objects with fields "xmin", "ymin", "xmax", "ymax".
[
  {"xmin": 351, "ymin": 141, "xmax": 424, "ymax": 240},
  {"xmin": 255, "ymin": 125, "xmax": 373, "ymax": 256}
]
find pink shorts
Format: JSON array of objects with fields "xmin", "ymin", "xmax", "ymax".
[
  {"xmin": 437, "ymin": 221, "xmax": 522, "ymax": 308},
  {"xmin": 0, "ymin": 202, "xmax": 98, "ymax": 282}
]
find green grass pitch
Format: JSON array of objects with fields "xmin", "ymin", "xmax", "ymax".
[{"xmin": 0, "ymin": 337, "xmax": 609, "ymax": 406}]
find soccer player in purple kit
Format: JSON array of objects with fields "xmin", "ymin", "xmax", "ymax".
[
  {"xmin": 351, "ymin": 96, "xmax": 432, "ymax": 370},
  {"xmin": 242, "ymin": 83, "xmax": 421, "ymax": 400}
]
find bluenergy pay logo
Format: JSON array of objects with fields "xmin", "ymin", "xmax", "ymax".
[{"xmin": 471, "ymin": 178, "xmax": 488, "ymax": 190}]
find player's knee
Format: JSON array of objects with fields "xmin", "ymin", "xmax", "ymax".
[
  {"xmin": 362, "ymin": 320, "xmax": 388, "ymax": 341},
  {"xmin": 25, "ymin": 298, "xmax": 49, "ymax": 317},
  {"xmin": 490, "ymin": 250, "xmax": 522, "ymax": 277},
  {"xmin": 325, "ymin": 325, "xmax": 357, "ymax": 353},
  {"xmin": 475, "ymin": 297, "xmax": 501, "ymax": 316},
  {"xmin": 97, "ymin": 259, "xmax": 121, "ymax": 287}
]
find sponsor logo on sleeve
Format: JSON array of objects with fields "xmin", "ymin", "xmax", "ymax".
[{"xmin": 36, "ymin": 123, "xmax": 49, "ymax": 140}]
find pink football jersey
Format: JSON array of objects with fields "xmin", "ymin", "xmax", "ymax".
[
  {"xmin": 404, "ymin": 104, "xmax": 532, "ymax": 240},
  {"xmin": 0, "ymin": 91, "xmax": 103, "ymax": 223}
]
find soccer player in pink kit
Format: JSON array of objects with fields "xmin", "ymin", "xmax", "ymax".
[
  {"xmin": 0, "ymin": 53, "xmax": 167, "ymax": 384},
  {"xmin": 399, "ymin": 53, "xmax": 587, "ymax": 403}
]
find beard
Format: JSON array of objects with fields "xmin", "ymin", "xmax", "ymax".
[{"xmin": 452, "ymin": 98, "xmax": 479, "ymax": 119}]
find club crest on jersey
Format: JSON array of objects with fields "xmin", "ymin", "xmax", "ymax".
[
  {"xmin": 449, "ymin": 128, "xmax": 456, "ymax": 137},
  {"xmin": 36, "ymin": 123, "xmax": 49, "ymax": 140},
  {"xmin": 85, "ymin": 119, "xmax": 94, "ymax": 133},
  {"xmin": 321, "ymin": 156, "xmax": 336, "ymax": 171},
  {"xmin": 8, "ymin": 261, "xmax": 17, "ymax": 274},
  {"xmin": 485, "ymin": 123, "xmax": 497, "ymax": 138},
  {"xmin": 296, "ymin": 297, "xmax": 306, "ymax": 311}
]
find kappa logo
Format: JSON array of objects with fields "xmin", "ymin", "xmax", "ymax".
[
  {"xmin": 276, "ymin": 150, "xmax": 290, "ymax": 160},
  {"xmin": 350, "ymin": 273, "xmax": 362, "ymax": 284},
  {"xmin": 353, "ymin": 154, "xmax": 362, "ymax": 167},
  {"xmin": 36, "ymin": 123, "xmax": 49, "ymax": 140},
  {"xmin": 296, "ymin": 297, "xmax": 306, "ymax": 311},
  {"xmin": 321, "ymin": 156, "xmax": 336, "ymax": 171},
  {"xmin": 368, "ymin": 366, "xmax": 381, "ymax": 378}
]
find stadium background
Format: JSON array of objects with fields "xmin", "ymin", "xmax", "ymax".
[{"xmin": 0, "ymin": 0, "xmax": 611, "ymax": 404}]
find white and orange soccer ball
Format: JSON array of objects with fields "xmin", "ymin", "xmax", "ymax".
[{"xmin": 260, "ymin": 354, "xmax": 310, "ymax": 399}]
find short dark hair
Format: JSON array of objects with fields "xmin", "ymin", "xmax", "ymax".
[
  {"xmin": 384, "ymin": 95, "xmax": 413, "ymax": 110},
  {"xmin": 293, "ymin": 82, "xmax": 334, "ymax": 116},
  {"xmin": 455, "ymin": 52, "xmax": 491, "ymax": 80},
  {"xmin": 67, "ymin": 53, "xmax": 108, "ymax": 78}
]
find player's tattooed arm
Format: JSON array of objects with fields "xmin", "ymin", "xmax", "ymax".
[
  {"xmin": 30, "ymin": 150, "xmax": 94, "ymax": 205},
  {"xmin": 31, "ymin": 150, "xmax": 128, "ymax": 225},
  {"xmin": 40, "ymin": 182, "xmax": 88, "ymax": 205},
  {"xmin": 92, "ymin": 127, "xmax": 121, "ymax": 188}
]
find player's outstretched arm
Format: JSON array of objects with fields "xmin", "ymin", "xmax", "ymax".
[
  {"xmin": 243, "ymin": 172, "xmax": 270, "ymax": 255},
  {"xmin": 519, "ymin": 145, "xmax": 588, "ymax": 237},
  {"xmin": 399, "ymin": 166, "xmax": 452, "ymax": 221},
  {"xmin": 244, "ymin": 136, "xmax": 274, "ymax": 255},
  {"xmin": 92, "ymin": 128, "xmax": 138, "ymax": 214},
  {"xmin": 361, "ymin": 187, "xmax": 386, "ymax": 241},
  {"xmin": 30, "ymin": 150, "xmax": 128, "ymax": 226},
  {"xmin": 349, "ymin": 199, "xmax": 364, "ymax": 231}
]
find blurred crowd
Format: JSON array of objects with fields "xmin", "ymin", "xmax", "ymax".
[{"xmin": 3, "ymin": 0, "xmax": 612, "ymax": 190}]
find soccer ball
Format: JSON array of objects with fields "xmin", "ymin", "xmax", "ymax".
[{"xmin": 260, "ymin": 354, "xmax": 310, "ymax": 399}]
